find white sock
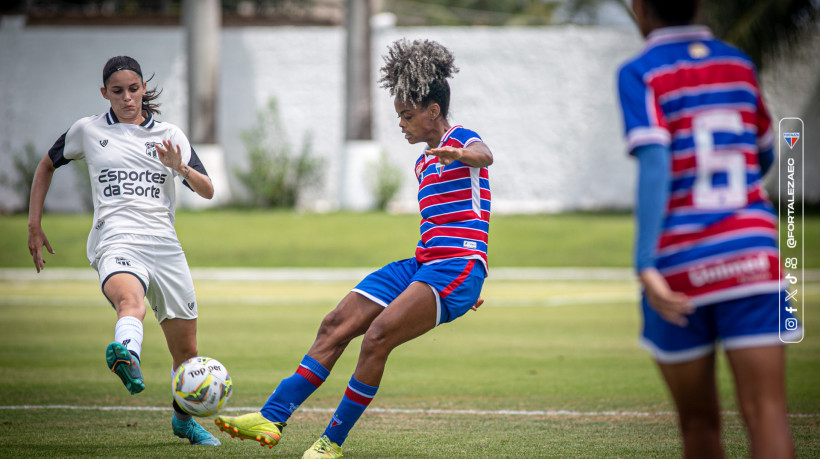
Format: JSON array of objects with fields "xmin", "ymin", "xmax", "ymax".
[{"xmin": 114, "ymin": 316, "xmax": 143, "ymax": 361}]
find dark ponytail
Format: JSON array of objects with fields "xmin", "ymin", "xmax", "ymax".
[{"xmin": 102, "ymin": 55, "xmax": 162, "ymax": 115}]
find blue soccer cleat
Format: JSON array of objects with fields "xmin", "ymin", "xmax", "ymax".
[{"xmin": 172, "ymin": 415, "xmax": 221, "ymax": 446}]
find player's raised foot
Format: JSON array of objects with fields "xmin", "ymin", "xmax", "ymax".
[
  {"xmin": 214, "ymin": 412, "xmax": 285, "ymax": 449},
  {"xmin": 105, "ymin": 341, "xmax": 144, "ymax": 394},
  {"xmin": 172, "ymin": 415, "xmax": 221, "ymax": 445},
  {"xmin": 302, "ymin": 435, "xmax": 343, "ymax": 459}
]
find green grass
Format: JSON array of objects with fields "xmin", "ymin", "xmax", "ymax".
[
  {"xmin": 0, "ymin": 278, "xmax": 818, "ymax": 458},
  {"xmin": 3, "ymin": 210, "xmax": 632, "ymax": 268},
  {"xmin": 4, "ymin": 210, "xmax": 819, "ymax": 268}
]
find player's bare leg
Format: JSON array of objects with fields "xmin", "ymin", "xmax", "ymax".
[
  {"xmin": 104, "ymin": 273, "xmax": 147, "ymax": 320},
  {"xmin": 726, "ymin": 346, "xmax": 794, "ymax": 459},
  {"xmin": 657, "ymin": 353, "xmax": 724, "ymax": 459},
  {"xmin": 104, "ymin": 274, "xmax": 146, "ymax": 394},
  {"xmin": 160, "ymin": 318, "xmax": 198, "ymax": 371},
  {"xmin": 303, "ymin": 283, "xmax": 438, "ymax": 458},
  {"xmin": 216, "ymin": 293, "xmax": 382, "ymax": 449},
  {"xmin": 307, "ymin": 292, "xmax": 385, "ymax": 370},
  {"xmin": 160, "ymin": 316, "xmax": 218, "ymax": 445},
  {"xmin": 353, "ymin": 282, "xmax": 437, "ymax": 386}
]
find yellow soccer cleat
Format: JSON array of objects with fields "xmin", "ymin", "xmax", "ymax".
[
  {"xmin": 302, "ymin": 435, "xmax": 343, "ymax": 458},
  {"xmin": 214, "ymin": 412, "xmax": 285, "ymax": 449}
]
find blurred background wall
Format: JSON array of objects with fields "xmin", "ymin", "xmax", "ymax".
[{"xmin": 0, "ymin": 0, "xmax": 817, "ymax": 214}]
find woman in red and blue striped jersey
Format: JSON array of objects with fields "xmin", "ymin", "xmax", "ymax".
[
  {"xmin": 216, "ymin": 39, "xmax": 492, "ymax": 459},
  {"xmin": 617, "ymin": 0, "xmax": 798, "ymax": 457}
]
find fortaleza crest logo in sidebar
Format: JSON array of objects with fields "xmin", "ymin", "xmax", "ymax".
[
  {"xmin": 783, "ymin": 131, "xmax": 800, "ymax": 149},
  {"xmin": 145, "ymin": 141, "xmax": 158, "ymax": 158}
]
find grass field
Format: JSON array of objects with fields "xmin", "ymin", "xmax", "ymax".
[
  {"xmin": 3, "ymin": 210, "xmax": 819, "ymax": 269},
  {"xmin": 1, "ymin": 276, "xmax": 818, "ymax": 458},
  {"xmin": 1, "ymin": 210, "xmax": 818, "ymax": 457}
]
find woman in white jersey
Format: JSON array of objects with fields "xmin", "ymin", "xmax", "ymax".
[{"xmin": 27, "ymin": 55, "xmax": 220, "ymax": 446}]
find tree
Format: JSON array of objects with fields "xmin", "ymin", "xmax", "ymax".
[{"xmin": 565, "ymin": 0, "xmax": 819, "ymax": 69}]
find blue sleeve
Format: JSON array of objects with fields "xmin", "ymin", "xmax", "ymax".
[
  {"xmin": 758, "ymin": 146, "xmax": 774, "ymax": 177},
  {"xmin": 617, "ymin": 63, "xmax": 671, "ymax": 153},
  {"xmin": 633, "ymin": 144, "xmax": 671, "ymax": 272}
]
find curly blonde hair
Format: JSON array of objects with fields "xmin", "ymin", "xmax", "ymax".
[{"xmin": 379, "ymin": 39, "xmax": 459, "ymax": 117}]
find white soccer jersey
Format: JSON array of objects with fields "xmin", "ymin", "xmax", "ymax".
[{"xmin": 48, "ymin": 109, "xmax": 208, "ymax": 263}]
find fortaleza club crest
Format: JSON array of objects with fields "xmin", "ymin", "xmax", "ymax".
[
  {"xmin": 145, "ymin": 141, "xmax": 158, "ymax": 158},
  {"xmin": 783, "ymin": 131, "xmax": 800, "ymax": 149}
]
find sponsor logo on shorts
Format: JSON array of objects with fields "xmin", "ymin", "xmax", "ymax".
[
  {"xmin": 99, "ymin": 139, "xmax": 108, "ymax": 147},
  {"xmin": 187, "ymin": 301, "xmax": 195, "ymax": 311},
  {"xmin": 114, "ymin": 257, "xmax": 132, "ymax": 267}
]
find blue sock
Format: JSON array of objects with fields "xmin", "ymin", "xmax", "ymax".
[
  {"xmin": 260, "ymin": 355, "xmax": 329, "ymax": 423},
  {"xmin": 323, "ymin": 376, "xmax": 379, "ymax": 446}
]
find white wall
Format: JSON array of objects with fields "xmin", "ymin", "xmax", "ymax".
[{"xmin": 0, "ymin": 22, "xmax": 665, "ymax": 214}]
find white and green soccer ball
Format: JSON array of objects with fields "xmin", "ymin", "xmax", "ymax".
[{"xmin": 172, "ymin": 356, "xmax": 232, "ymax": 416}]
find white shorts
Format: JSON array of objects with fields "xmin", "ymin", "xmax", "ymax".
[{"xmin": 94, "ymin": 234, "xmax": 197, "ymax": 323}]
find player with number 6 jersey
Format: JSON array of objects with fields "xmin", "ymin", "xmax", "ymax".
[
  {"xmin": 617, "ymin": 1, "xmax": 799, "ymax": 457},
  {"xmin": 618, "ymin": 22, "xmax": 780, "ymax": 306}
]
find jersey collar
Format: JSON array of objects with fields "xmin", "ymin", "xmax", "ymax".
[
  {"xmin": 435, "ymin": 125, "xmax": 461, "ymax": 148},
  {"xmin": 645, "ymin": 25, "xmax": 713, "ymax": 49},
  {"xmin": 424, "ymin": 125, "xmax": 461, "ymax": 161},
  {"xmin": 106, "ymin": 108, "xmax": 156, "ymax": 129}
]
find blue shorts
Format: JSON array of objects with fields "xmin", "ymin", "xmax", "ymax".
[
  {"xmin": 352, "ymin": 257, "xmax": 485, "ymax": 326},
  {"xmin": 640, "ymin": 291, "xmax": 801, "ymax": 364}
]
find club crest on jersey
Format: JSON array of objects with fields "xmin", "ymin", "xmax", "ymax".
[
  {"xmin": 783, "ymin": 132, "xmax": 800, "ymax": 149},
  {"xmin": 415, "ymin": 160, "xmax": 424, "ymax": 180},
  {"xmin": 145, "ymin": 141, "xmax": 158, "ymax": 159},
  {"xmin": 99, "ymin": 139, "xmax": 108, "ymax": 147},
  {"xmin": 436, "ymin": 162, "xmax": 445, "ymax": 176},
  {"xmin": 688, "ymin": 42, "xmax": 709, "ymax": 59}
]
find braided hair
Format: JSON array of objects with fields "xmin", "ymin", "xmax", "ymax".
[{"xmin": 379, "ymin": 39, "xmax": 459, "ymax": 119}]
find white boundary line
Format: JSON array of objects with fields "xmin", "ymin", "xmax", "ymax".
[{"xmin": 0, "ymin": 405, "xmax": 816, "ymax": 418}]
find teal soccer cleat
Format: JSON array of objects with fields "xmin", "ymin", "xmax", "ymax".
[
  {"xmin": 172, "ymin": 415, "xmax": 222, "ymax": 446},
  {"xmin": 105, "ymin": 341, "xmax": 145, "ymax": 394}
]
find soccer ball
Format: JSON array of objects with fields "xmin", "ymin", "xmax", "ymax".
[{"xmin": 172, "ymin": 356, "xmax": 232, "ymax": 416}]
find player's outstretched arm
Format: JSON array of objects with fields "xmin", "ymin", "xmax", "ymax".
[
  {"xmin": 426, "ymin": 142, "xmax": 493, "ymax": 168},
  {"xmin": 28, "ymin": 155, "xmax": 57, "ymax": 273},
  {"xmin": 156, "ymin": 139, "xmax": 214, "ymax": 200}
]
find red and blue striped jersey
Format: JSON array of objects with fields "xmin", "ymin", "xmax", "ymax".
[
  {"xmin": 414, "ymin": 125, "xmax": 491, "ymax": 273},
  {"xmin": 617, "ymin": 26, "xmax": 780, "ymax": 305}
]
